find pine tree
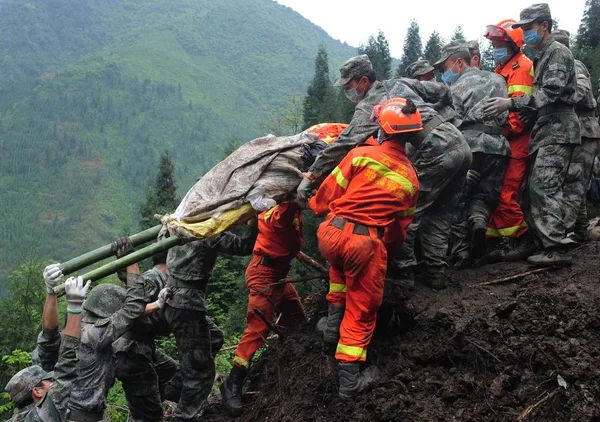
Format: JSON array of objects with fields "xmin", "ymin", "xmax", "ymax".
[
  {"xmin": 423, "ymin": 31, "xmax": 443, "ymax": 65},
  {"xmin": 358, "ymin": 31, "xmax": 392, "ymax": 80},
  {"xmin": 303, "ymin": 45, "xmax": 332, "ymax": 128},
  {"xmin": 577, "ymin": 0, "xmax": 600, "ymax": 48},
  {"xmin": 479, "ymin": 40, "xmax": 495, "ymax": 71},
  {"xmin": 396, "ymin": 20, "xmax": 423, "ymax": 77},
  {"xmin": 138, "ymin": 151, "xmax": 179, "ymax": 230},
  {"xmin": 451, "ymin": 26, "xmax": 467, "ymax": 43}
]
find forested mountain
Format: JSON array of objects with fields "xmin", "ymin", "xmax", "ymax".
[{"xmin": 0, "ymin": 0, "xmax": 355, "ymax": 286}]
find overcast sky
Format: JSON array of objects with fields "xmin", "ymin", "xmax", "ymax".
[{"xmin": 275, "ymin": 0, "xmax": 586, "ymax": 58}]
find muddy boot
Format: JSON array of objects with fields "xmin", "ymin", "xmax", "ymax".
[
  {"xmin": 469, "ymin": 217, "xmax": 488, "ymax": 260},
  {"xmin": 220, "ymin": 365, "xmax": 247, "ymax": 416},
  {"xmin": 317, "ymin": 304, "xmax": 345, "ymax": 345},
  {"xmin": 386, "ymin": 267, "xmax": 415, "ymax": 290},
  {"xmin": 416, "ymin": 270, "xmax": 447, "ymax": 290},
  {"xmin": 527, "ymin": 248, "xmax": 573, "ymax": 268},
  {"xmin": 338, "ymin": 363, "xmax": 380, "ymax": 399},
  {"xmin": 503, "ymin": 232, "xmax": 537, "ymax": 262}
]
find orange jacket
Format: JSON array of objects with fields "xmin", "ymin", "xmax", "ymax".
[
  {"xmin": 309, "ymin": 141, "xmax": 419, "ymax": 237},
  {"xmin": 254, "ymin": 201, "xmax": 303, "ymax": 260},
  {"xmin": 495, "ymin": 51, "xmax": 534, "ymax": 159},
  {"xmin": 305, "ymin": 123, "xmax": 348, "ymax": 144}
]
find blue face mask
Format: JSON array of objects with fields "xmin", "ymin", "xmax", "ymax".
[
  {"xmin": 441, "ymin": 61, "xmax": 460, "ymax": 85},
  {"xmin": 523, "ymin": 28, "xmax": 543, "ymax": 46},
  {"xmin": 493, "ymin": 48, "xmax": 509, "ymax": 65}
]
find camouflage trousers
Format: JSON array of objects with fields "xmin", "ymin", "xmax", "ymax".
[
  {"xmin": 521, "ymin": 144, "xmax": 574, "ymax": 248},
  {"xmin": 164, "ymin": 306, "xmax": 215, "ymax": 421},
  {"xmin": 450, "ymin": 152, "xmax": 508, "ymax": 259},
  {"xmin": 563, "ymin": 137, "xmax": 600, "ymax": 235},
  {"xmin": 390, "ymin": 125, "xmax": 471, "ymax": 276},
  {"xmin": 115, "ymin": 348, "xmax": 178, "ymax": 422}
]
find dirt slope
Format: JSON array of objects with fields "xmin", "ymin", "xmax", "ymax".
[{"xmin": 205, "ymin": 242, "xmax": 600, "ymax": 422}]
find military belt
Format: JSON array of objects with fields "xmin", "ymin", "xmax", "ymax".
[
  {"xmin": 411, "ymin": 116, "xmax": 443, "ymax": 145},
  {"xmin": 538, "ymin": 104, "xmax": 575, "ymax": 117},
  {"xmin": 258, "ymin": 255, "xmax": 292, "ymax": 270},
  {"xmin": 576, "ymin": 108, "xmax": 597, "ymax": 118},
  {"xmin": 329, "ymin": 216, "xmax": 383, "ymax": 239},
  {"xmin": 461, "ymin": 123, "xmax": 504, "ymax": 136},
  {"xmin": 167, "ymin": 276, "xmax": 206, "ymax": 290},
  {"xmin": 67, "ymin": 410, "xmax": 104, "ymax": 422}
]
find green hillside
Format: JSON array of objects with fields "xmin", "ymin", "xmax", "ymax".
[{"xmin": 0, "ymin": 0, "xmax": 356, "ymax": 285}]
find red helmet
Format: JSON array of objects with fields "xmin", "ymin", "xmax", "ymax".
[
  {"xmin": 484, "ymin": 19, "xmax": 524, "ymax": 48},
  {"xmin": 376, "ymin": 98, "xmax": 423, "ymax": 135}
]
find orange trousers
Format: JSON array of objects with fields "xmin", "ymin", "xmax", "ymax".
[
  {"xmin": 487, "ymin": 155, "xmax": 528, "ymax": 238},
  {"xmin": 234, "ymin": 255, "xmax": 306, "ymax": 368},
  {"xmin": 317, "ymin": 216, "xmax": 387, "ymax": 363}
]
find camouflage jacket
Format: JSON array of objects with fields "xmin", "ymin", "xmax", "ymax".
[
  {"xmin": 167, "ymin": 227, "xmax": 257, "ymax": 311},
  {"xmin": 68, "ymin": 276, "xmax": 146, "ymax": 416},
  {"xmin": 8, "ymin": 335, "xmax": 80, "ymax": 422},
  {"xmin": 574, "ymin": 60, "xmax": 600, "ymax": 139},
  {"xmin": 31, "ymin": 327, "xmax": 61, "ymax": 372},
  {"xmin": 451, "ymin": 67, "xmax": 510, "ymax": 156},
  {"xmin": 511, "ymin": 36, "xmax": 580, "ymax": 150},
  {"xmin": 308, "ymin": 78, "xmax": 450, "ymax": 183},
  {"xmin": 113, "ymin": 267, "xmax": 169, "ymax": 360}
]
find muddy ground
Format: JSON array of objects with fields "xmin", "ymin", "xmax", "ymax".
[{"xmin": 204, "ymin": 241, "xmax": 600, "ymax": 422}]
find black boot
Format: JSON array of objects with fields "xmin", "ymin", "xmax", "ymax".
[
  {"xmin": 503, "ymin": 232, "xmax": 537, "ymax": 262},
  {"xmin": 469, "ymin": 217, "xmax": 488, "ymax": 260},
  {"xmin": 338, "ymin": 362, "xmax": 380, "ymax": 399},
  {"xmin": 220, "ymin": 365, "xmax": 247, "ymax": 416}
]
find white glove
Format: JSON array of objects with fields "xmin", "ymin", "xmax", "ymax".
[
  {"xmin": 155, "ymin": 287, "xmax": 172, "ymax": 309},
  {"xmin": 43, "ymin": 264, "xmax": 63, "ymax": 294},
  {"xmin": 249, "ymin": 195, "xmax": 277, "ymax": 212},
  {"xmin": 65, "ymin": 276, "xmax": 92, "ymax": 314}
]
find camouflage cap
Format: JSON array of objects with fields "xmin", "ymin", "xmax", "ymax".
[
  {"xmin": 5, "ymin": 365, "xmax": 52, "ymax": 404},
  {"xmin": 466, "ymin": 40, "xmax": 480, "ymax": 57},
  {"xmin": 433, "ymin": 42, "xmax": 470, "ymax": 69},
  {"xmin": 407, "ymin": 60, "xmax": 435, "ymax": 78},
  {"xmin": 513, "ymin": 3, "xmax": 552, "ymax": 28},
  {"xmin": 553, "ymin": 29, "xmax": 570, "ymax": 48},
  {"xmin": 333, "ymin": 54, "xmax": 374, "ymax": 86}
]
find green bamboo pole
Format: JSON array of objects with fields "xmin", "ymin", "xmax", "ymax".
[
  {"xmin": 53, "ymin": 236, "xmax": 182, "ymax": 296},
  {"xmin": 58, "ymin": 225, "xmax": 162, "ymax": 276}
]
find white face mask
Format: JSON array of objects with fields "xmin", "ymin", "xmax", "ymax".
[{"xmin": 344, "ymin": 80, "xmax": 367, "ymax": 103}]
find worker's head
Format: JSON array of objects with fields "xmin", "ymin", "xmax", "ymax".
[
  {"xmin": 406, "ymin": 60, "xmax": 435, "ymax": 81},
  {"xmin": 372, "ymin": 97, "xmax": 423, "ymax": 144},
  {"xmin": 334, "ymin": 54, "xmax": 376, "ymax": 103},
  {"xmin": 512, "ymin": 3, "xmax": 553, "ymax": 48},
  {"xmin": 484, "ymin": 19, "xmax": 524, "ymax": 65},
  {"xmin": 552, "ymin": 29, "xmax": 571, "ymax": 49},
  {"xmin": 82, "ymin": 283, "xmax": 126, "ymax": 319},
  {"xmin": 5, "ymin": 366, "xmax": 53, "ymax": 408},
  {"xmin": 434, "ymin": 42, "xmax": 471, "ymax": 85},
  {"xmin": 466, "ymin": 40, "xmax": 481, "ymax": 68}
]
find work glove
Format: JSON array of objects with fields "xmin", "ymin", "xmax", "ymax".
[
  {"xmin": 518, "ymin": 107, "xmax": 538, "ymax": 130},
  {"xmin": 483, "ymin": 97, "xmax": 512, "ymax": 119},
  {"xmin": 296, "ymin": 174, "xmax": 314, "ymax": 201},
  {"xmin": 112, "ymin": 236, "xmax": 134, "ymax": 259},
  {"xmin": 155, "ymin": 287, "xmax": 173, "ymax": 309},
  {"xmin": 465, "ymin": 170, "xmax": 481, "ymax": 187},
  {"xmin": 248, "ymin": 194, "xmax": 277, "ymax": 212},
  {"xmin": 65, "ymin": 276, "xmax": 92, "ymax": 314},
  {"xmin": 43, "ymin": 263, "xmax": 63, "ymax": 295}
]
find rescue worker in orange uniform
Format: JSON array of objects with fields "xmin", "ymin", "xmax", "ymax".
[
  {"xmin": 220, "ymin": 201, "xmax": 306, "ymax": 416},
  {"xmin": 483, "ymin": 19, "xmax": 535, "ymax": 261},
  {"xmin": 310, "ymin": 98, "xmax": 420, "ymax": 399}
]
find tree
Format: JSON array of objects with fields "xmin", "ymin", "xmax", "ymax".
[
  {"xmin": 138, "ymin": 151, "xmax": 179, "ymax": 230},
  {"xmin": 577, "ymin": 0, "xmax": 600, "ymax": 48},
  {"xmin": 424, "ymin": 31, "xmax": 443, "ymax": 66},
  {"xmin": 479, "ymin": 40, "xmax": 495, "ymax": 72},
  {"xmin": 358, "ymin": 31, "xmax": 392, "ymax": 80},
  {"xmin": 451, "ymin": 26, "xmax": 467, "ymax": 43},
  {"xmin": 303, "ymin": 45, "xmax": 333, "ymax": 128},
  {"xmin": 396, "ymin": 20, "xmax": 423, "ymax": 77},
  {"xmin": 262, "ymin": 95, "xmax": 304, "ymax": 136}
]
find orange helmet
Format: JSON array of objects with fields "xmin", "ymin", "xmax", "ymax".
[
  {"xmin": 376, "ymin": 98, "xmax": 423, "ymax": 135},
  {"xmin": 484, "ymin": 19, "xmax": 524, "ymax": 48}
]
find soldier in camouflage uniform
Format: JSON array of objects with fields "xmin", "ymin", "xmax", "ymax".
[
  {"xmin": 552, "ymin": 30, "xmax": 600, "ymax": 242},
  {"xmin": 164, "ymin": 224, "xmax": 257, "ymax": 421},
  {"xmin": 407, "ymin": 60, "xmax": 435, "ymax": 81},
  {"xmin": 67, "ymin": 240, "xmax": 168, "ymax": 422},
  {"xmin": 435, "ymin": 42, "xmax": 510, "ymax": 266},
  {"xmin": 484, "ymin": 3, "xmax": 580, "ymax": 267},
  {"xmin": 5, "ymin": 276, "xmax": 90, "ymax": 422},
  {"xmin": 297, "ymin": 55, "xmax": 470, "ymax": 290}
]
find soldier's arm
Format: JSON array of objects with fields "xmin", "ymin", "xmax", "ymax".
[
  {"xmin": 32, "ymin": 327, "xmax": 61, "ymax": 372},
  {"xmin": 573, "ymin": 61, "xmax": 591, "ymax": 104},
  {"xmin": 210, "ymin": 226, "xmax": 259, "ymax": 256},
  {"xmin": 512, "ymin": 50, "xmax": 572, "ymax": 110},
  {"xmin": 308, "ymin": 103, "xmax": 378, "ymax": 185},
  {"xmin": 406, "ymin": 79, "xmax": 453, "ymax": 106}
]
